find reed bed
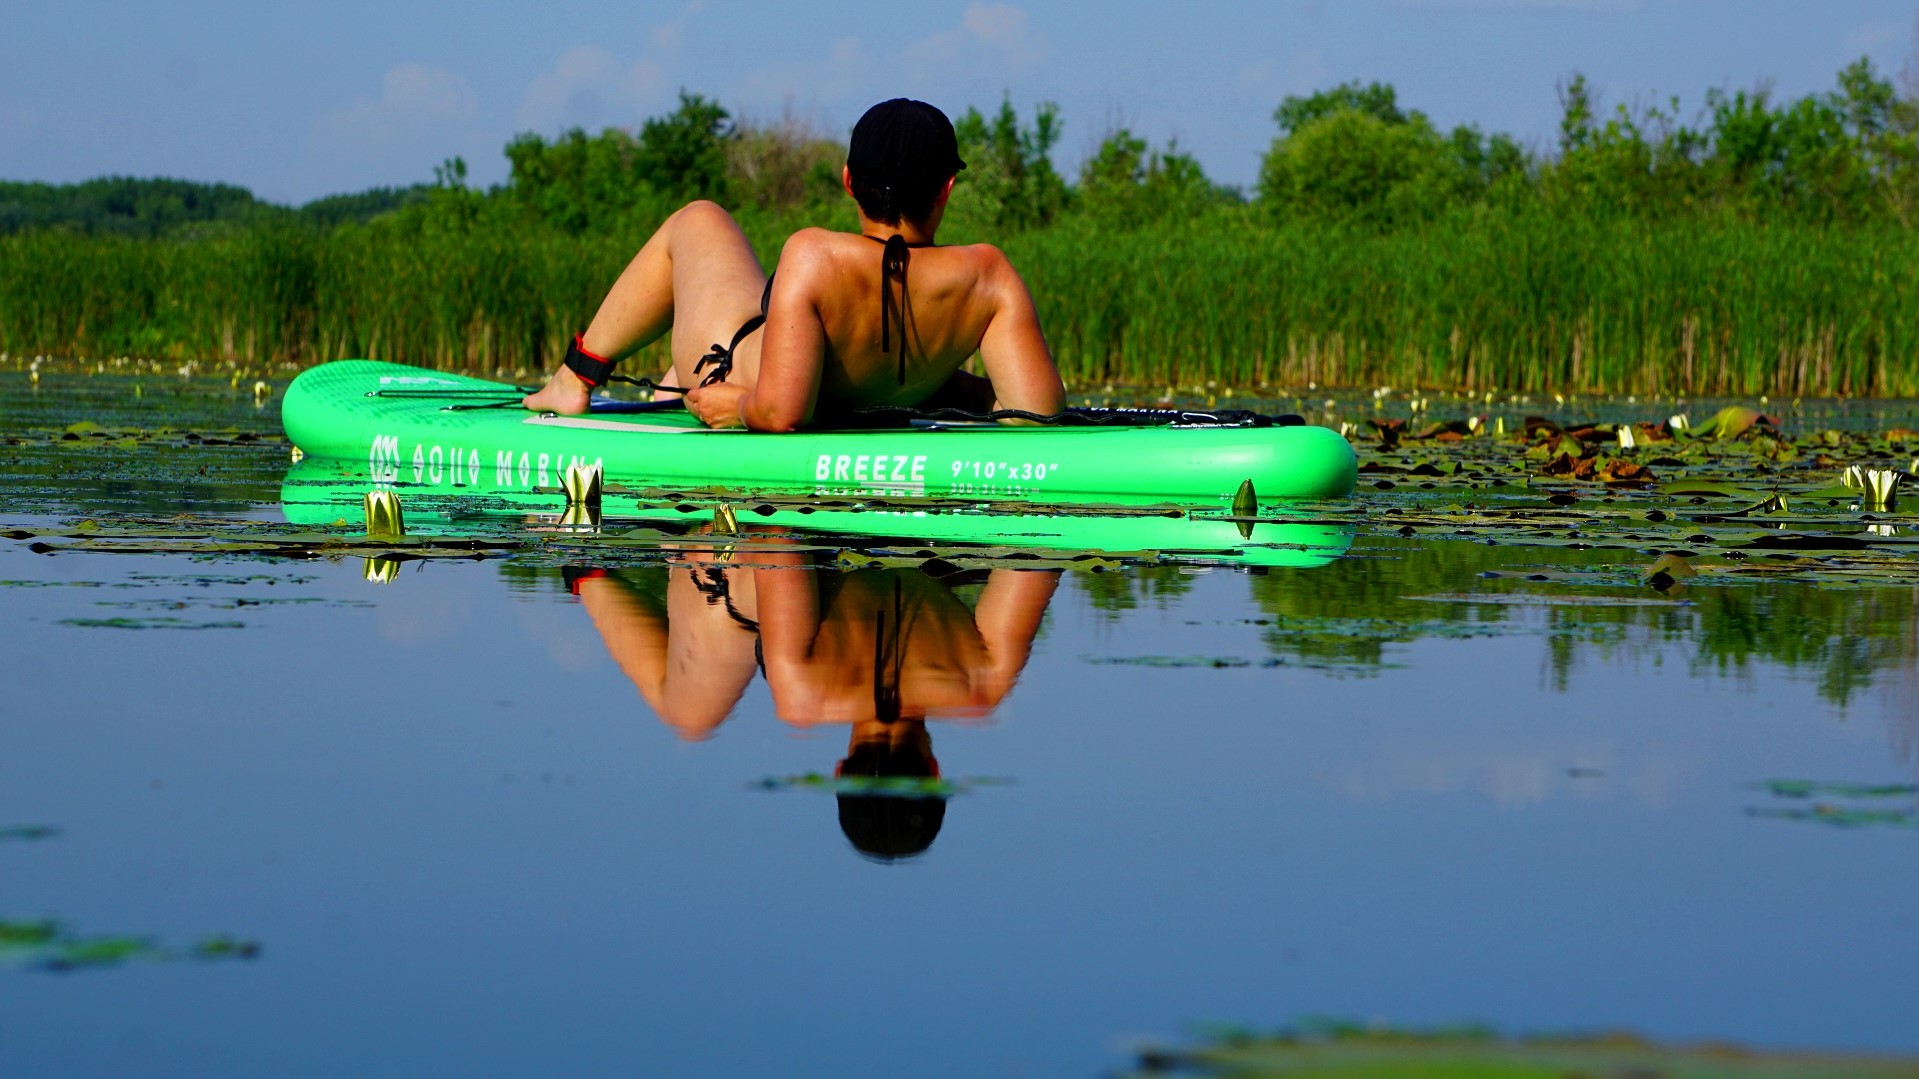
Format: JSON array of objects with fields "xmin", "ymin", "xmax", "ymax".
[{"xmin": 3, "ymin": 208, "xmax": 1914, "ymax": 396}]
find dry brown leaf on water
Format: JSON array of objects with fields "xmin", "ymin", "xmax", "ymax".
[
  {"xmin": 1540, "ymin": 453, "xmax": 1608, "ymax": 480},
  {"xmin": 1597, "ymin": 459, "xmax": 1655, "ymax": 484},
  {"xmin": 1411, "ymin": 419, "xmax": 1475, "ymax": 441}
]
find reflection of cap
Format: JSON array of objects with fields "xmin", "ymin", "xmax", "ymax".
[
  {"xmin": 847, "ymin": 99, "xmax": 967, "ymax": 188},
  {"xmin": 838, "ymin": 794, "xmax": 946, "ymax": 862},
  {"xmin": 836, "ymin": 739, "xmax": 945, "ymax": 862}
]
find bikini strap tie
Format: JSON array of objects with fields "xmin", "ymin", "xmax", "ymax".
[
  {"xmin": 694, "ymin": 275, "xmax": 776, "ymax": 387},
  {"xmin": 880, "ymin": 234, "xmax": 910, "ymax": 385}
]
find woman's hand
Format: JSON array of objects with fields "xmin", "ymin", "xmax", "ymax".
[{"xmin": 685, "ymin": 382, "xmax": 748, "ymax": 429}]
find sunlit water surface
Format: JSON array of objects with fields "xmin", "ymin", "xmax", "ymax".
[{"xmin": 3, "ymin": 368, "xmax": 1917, "ymax": 1078}]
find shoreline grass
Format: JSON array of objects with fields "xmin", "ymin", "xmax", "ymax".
[{"xmin": 2, "ymin": 207, "xmax": 1913, "ymax": 397}]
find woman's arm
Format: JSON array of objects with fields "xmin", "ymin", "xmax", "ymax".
[
  {"xmin": 686, "ymin": 232, "xmax": 830, "ymax": 432},
  {"xmin": 975, "ymin": 250, "xmax": 1065, "ymax": 421}
]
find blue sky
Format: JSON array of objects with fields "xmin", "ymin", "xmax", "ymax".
[{"xmin": 3, "ymin": 0, "xmax": 1912, "ymax": 205}]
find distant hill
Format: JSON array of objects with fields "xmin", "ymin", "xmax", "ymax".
[{"xmin": 0, "ymin": 176, "xmax": 432, "ymax": 236}]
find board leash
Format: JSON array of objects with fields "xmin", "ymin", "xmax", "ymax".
[{"xmin": 365, "ymin": 383, "xmax": 1299, "ymax": 426}]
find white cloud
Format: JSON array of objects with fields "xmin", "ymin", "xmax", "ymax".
[
  {"xmin": 649, "ymin": 0, "xmax": 707, "ymax": 55},
  {"xmin": 514, "ymin": 45, "xmax": 670, "ymax": 133},
  {"xmin": 1845, "ymin": 18, "xmax": 1910, "ymax": 55},
  {"xmin": 314, "ymin": 63, "xmax": 478, "ymax": 149},
  {"xmin": 0, "ymin": 103, "xmax": 40, "ymax": 140},
  {"xmin": 1406, "ymin": 0, "xmax": 1641, "ymax": 9},
  {"xmin": 904, "ymin": 2, "xmax": 1048, "ymax": 72},
  {"xmin": 512, "ymin": 1, "xmax": 710, "ymax": 134},
  {"xmin": 724, "ymin": 3, "xmax": 1047, "ymax": 129},
  {"xmin": 1234, "ymin": 51, "xmax": 1328, "ymax": 98},
  {"xmin": 731, "ymin": 36, "xmax": 869, "ymax": 115},
  {"xmin": 1322, "ymin": 743, "xmax": 1689, "ymax": 809}
]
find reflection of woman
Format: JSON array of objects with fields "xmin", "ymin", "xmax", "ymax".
[
  {"xmin": 569, "ymin": 561, "xmax": 760, "ymax": 742},
  {"xmin": 755, "ymin": 561, "xmax": 1059, "ymax": 860},
  {"xmin": 567, "ymin": 553, "xmax": 1058, "ymax": 860}
]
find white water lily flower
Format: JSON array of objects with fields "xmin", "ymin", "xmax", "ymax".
[
  {"xmin": 562, "ymin": 461, "xmax": 603, "ymax": 508},
  {"xmin": 1864, "ymin": 468, "xmax": 1900, "ymax": 510}
]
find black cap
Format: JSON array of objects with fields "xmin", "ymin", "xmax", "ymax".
[{"xmin": 847, "ymin": 99, "xmax": 967, "ymax": 187}]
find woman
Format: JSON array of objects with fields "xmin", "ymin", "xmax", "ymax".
[{"xmin": 521, "ymin": 98, "xmax": 1064, "ymax": 431}]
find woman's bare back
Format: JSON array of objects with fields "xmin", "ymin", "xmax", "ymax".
[{"xmin": 716, "ymin": 226, "xmax": 1060, "ymax": 429}]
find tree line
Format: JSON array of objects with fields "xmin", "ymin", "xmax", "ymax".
[{"xmin": 5, "ymin": 55, "xmax": 1913, "ymax": 241}]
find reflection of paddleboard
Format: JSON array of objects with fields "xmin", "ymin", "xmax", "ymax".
[
  {"xmin": 281, "ymin": 361, "xmax": 1357, "ymax": 507},
  {"xmin": 279, "ymin": 458, "xmax": 1356, "ymax": 570}
]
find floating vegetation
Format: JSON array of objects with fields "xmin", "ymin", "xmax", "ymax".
[
  {"xmin": 58, "ymin": 616, "xmax": 247, "ymax": 630},
  {"xmin": 127, "ymin": 572, "xmax": 319, "ymax": 587},
  {"xmin": 1747, "ymin": 779, "xmax": 1919, "ymax": 831},
  {"xmin": 1089, "ymin": 655, "xmax": 1257, "ymax": 669},
  {"xmin": 90, "ymin": 595, "xmax": 369, "ymax": 611},
  {"xmin": 1761, "ymin": 780, "xmax": 1919, "ymax": 800},
  {"xmin": 1084, "ymin": 654, "xmax": 1395, "ymax": 675},
  {"xmin": 0, "ymin": 918, "xmax": 260, "ymax": 973},
  {"xmin": 1408, "ymin": 592, "xmax": 1688, "ymax": 608},
  {"xmin": 5, "ymin": 418, "xmax": 284, "ymax": 451},
  {"xmin": 1131, "ymin": 1018, "xmax": 1919, "ymax": 1077},
  {"xmin": 0, "ymin": 826, "xmax": 59, "ymax": 842},
  {"xmin": 3, "ymin": 519, "xmax": 518, "ymax": 560},
  {"xmin": 752, "ymin": 773, "xmax": 1012, "ymax": 799}
]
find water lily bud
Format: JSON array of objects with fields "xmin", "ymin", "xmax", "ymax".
[
  {"xmin": 562, "ymin": 462, "xmax": 602, "ymax": 509},
  {"xmin": 363, "ymin": 490, "xmax": 406, "ymax": 538}
]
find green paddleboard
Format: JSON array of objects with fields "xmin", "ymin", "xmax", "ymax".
[{"xmin": 281, "ymin": 361, "xmax": 1358, "ymax": 508}]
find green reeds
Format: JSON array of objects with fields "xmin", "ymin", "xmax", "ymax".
[
  {"xmin": 1010, "ymin": 207, "xmax": 1919, "ymax": 395},
  {"xmin": 3, "ymin": 205, "xmax": 1914, "ymax": 396}
]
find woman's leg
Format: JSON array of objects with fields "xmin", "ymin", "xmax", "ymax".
[{"xmin": 524, "ymin": 200, "xmax": 765, "ymax": 414}]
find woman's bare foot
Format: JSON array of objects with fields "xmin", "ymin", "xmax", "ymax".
[{"xmin": 523, "ymin": 367, "xmax": 593, "ymax": 415}]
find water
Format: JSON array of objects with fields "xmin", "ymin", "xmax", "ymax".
[{"xmin": 4, "ymin": 365, "xmax": 1917, "ymax": 1077}]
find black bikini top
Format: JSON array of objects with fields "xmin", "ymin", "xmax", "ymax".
[{"xmin": 866, "ymin": 234, "xmax": 933, "ymax": 385}]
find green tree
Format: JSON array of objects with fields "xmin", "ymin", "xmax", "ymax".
[
  {"xmin": 947, "ymin": 96, "xmax": 1069, "ymax": 234},
  {"xmin": 504, "ymin": 127, "xmax": 646, "ymax": 233},
  {"xmin": 634, "ymin": 91, "xmax": 734, "ymax": 201},
  {"xmin": 1077, "ymin": 128, "xmax": 1225, "ymax": 229},
  {"xmin": 1543, "ymin": 76, "xmax": 1707, "ymax": 217},
  {"xmin": 725, "ymin": 110, "xmax": 843, "ymax": 211},
  {"xmin": 1258, "ymin": 103, "xmax": 1463, "ymax": 226},
  {"xmin": 1274, "ymin": 80, "xmax": 1409, "ymax": 135}
]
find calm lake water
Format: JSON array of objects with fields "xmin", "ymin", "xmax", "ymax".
[{"xmin": 4, "ymin": 366, "xmax": 1918, "ymax": 1077}]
